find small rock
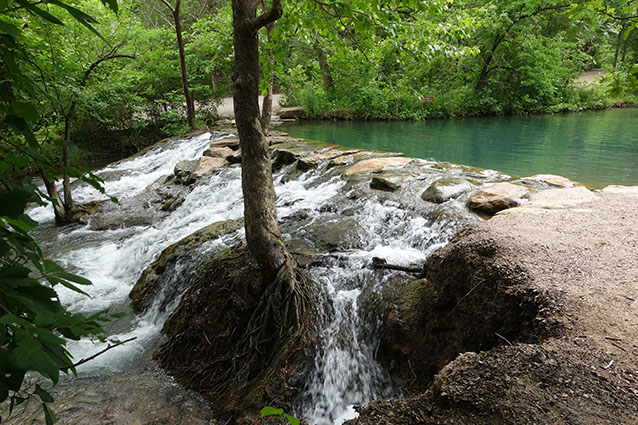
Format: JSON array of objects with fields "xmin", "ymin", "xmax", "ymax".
[
  {"xmin": 370, "ymin": 176, "xmax": 400, "ymax": 192},
  {"xmin": 422, "ymin": 178, "xmax": 474, "ymax": 204},
  {"xmin": 467, "ymin": 182, "xmax": 528, "ymax": 214}
]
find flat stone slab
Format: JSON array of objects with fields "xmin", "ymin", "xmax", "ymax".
[{"xmin": 344, "ymin": 157, "xmax": 412, "ymax": 176}]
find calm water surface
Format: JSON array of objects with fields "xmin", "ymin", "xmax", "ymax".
[{"xmin": 280, "ymin": 109, "xmax": 638, "ymax": 187}]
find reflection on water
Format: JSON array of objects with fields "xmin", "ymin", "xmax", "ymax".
[{"xmin": 281, "ymin": 108, "xmax": 638, "ymax": 187}]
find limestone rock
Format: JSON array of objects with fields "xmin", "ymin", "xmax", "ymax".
[
  {"xmin": 203, "ymin": 146, "xmax": 234, "ymax": 159},
  {"xmin": 209, "ymin": 137, "xmax": 240, "ymax": 150},
  {"xmin": 370, "ymin": 176, "xmax": 400, "ymax": 192},
  {"xmin": 344, "ymin": 157, "xmax": 412, "ymax": 176},
  {"xmin": 467, "ymin": 182, "xmax": 528, "ymax": 214},
  {"xmin": 599, "ymin": 185, "xmax": 638, "ymax": 196},
  {"xmin": 190, "ymin": 156, "xmax": 228, "ymax": 180},
  {"xmin": 522, "ymin": 186, "xmax": 598, "ymax": 209},
  {"xmin": 174, "ymin": 160, "xmax": 197, "ymax": 184},
  {"xmin": 525, "ymin": 174, "xmax": 576, "ymax": 188},
  {"xmin": 422, "ymin": 178, "xmax": 474, "ymax": 204},
  {"xmin": 297, "ymin": 149, "xmax": 359, "ymax": 170}
]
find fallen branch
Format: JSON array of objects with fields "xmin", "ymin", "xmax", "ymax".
[
  {"xmin": 61, "ymin": 336, "xmax": 138, "ymax": 372},
  {"xmin": 371, "ymin": 257, "xmax": 422, "ymax": 274}
]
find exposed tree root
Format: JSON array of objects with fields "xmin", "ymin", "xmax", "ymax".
[{"xmin": 155, "ymin": 245, "xmax": 316, "ymax": 423}]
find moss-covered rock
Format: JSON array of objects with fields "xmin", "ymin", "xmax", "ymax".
[{"xmin": 129, "ymin": 219, "xmax": 243, "ymax": 313}]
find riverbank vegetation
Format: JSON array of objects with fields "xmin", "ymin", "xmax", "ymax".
[{"xmin": 2, "ymin": 0, "xmax": 638, "ymax": 166}]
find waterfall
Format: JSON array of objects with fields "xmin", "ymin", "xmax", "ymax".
[{"xmin": 26, "ymin": 132, "xmax": 474, "ymax": 423}]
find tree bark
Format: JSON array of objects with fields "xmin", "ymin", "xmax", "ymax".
[
  {"xmin": 172, "ymin": 0, "xmax": 196, "ymax": 130},
  {"xmin": 313, "ymin": 30, "xmax": 334, "ymax": 92},
  {"xmin": 232, "ymin": 0, "xmax": 285, "ymax": 282},
  {"xmin": 41, "ymin": 172, "xmax": 66, "ymax": 223},
  {"xmin": 260, "ymin": 21, "xmax": 275, "ymax": 131}
]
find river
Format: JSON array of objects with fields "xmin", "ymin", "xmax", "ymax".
[{"xmin": 280, "ymin": 108, "xmax": 638, "ymax": 187}]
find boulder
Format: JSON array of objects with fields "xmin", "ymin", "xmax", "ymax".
[
  {"xmin": 525, "ymin": 174, "xmax": 575, "ymax": 188},
  {"xmin": 129, "ymin": 219, "xmax": 244, "ymax": 313},
  {"xmin": 370, "ymin": 176, "xmax": 400, "ymax": 192},
  {"xmin": 422, "ymin": 178, "xmax": 474, "ymax": 204},
  {"xmin": 203, "ymin": 146, "xmax": 234, "ymax": 160},
  {"xmin": 227, "ymin": 150, "xmax": 242, "ymax": 164},
  {"xmin": 174, "ymin": 160, "xmax": 198, "ymax": 184},
  {"xmin": 521, "ymin": 186, "xmax": 598, "ymax": 209},
  {"xmin": 190, "ymin": 156, "xmax": 228, "ymax": 180},
  {"xmin": 467, "ymin": 182, "xmax": 528, "ymax": 214},
  {"xmin": 344, "ymin": 157, "xmax": 412, "ymax": 176}
]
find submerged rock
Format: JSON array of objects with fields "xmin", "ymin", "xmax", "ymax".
[
  {"xmin": 467, "ymin": 182, "xmax": 528, "ymax": 214},
  {"xmin": 129, "ymin": 219, "xmax": 243, "ymax": 313},
  {"xmin": 421, "ymin": 178, "xmax": 474, "ymax": 204}
]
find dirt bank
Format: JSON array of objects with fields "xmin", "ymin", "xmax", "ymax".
[{"xmin": 351, "ymin": 187, "xmax": 638, "ymax": 424}]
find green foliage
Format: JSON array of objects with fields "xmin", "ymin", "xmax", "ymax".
[
  {"xmin": 259, "ymin": 406, "xmax": 300, "ymax": 425},
  {"xmin": 1, "ymin": 0, "xmax": 125, "ymax": 420}
]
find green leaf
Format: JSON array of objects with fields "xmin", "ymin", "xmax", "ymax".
[
  {"xmin": 11, "ymin": 101, "xmax": 39, "ymax": 122},
  {"xmin": 260, "ymin": 406, "xmax": 284, "ymax": 418},
  {"xmin": 15, "ymin": 0, "xmax": 64, "ymax": 25},
  {"xmin": 48, "ymin": 0, "xmax": 110, "ymax": 45},
  {"xmin": 43, "ymin": 403, "xmax": 58, "ymax": 425},
  {"xmin": 0, "ymin": 0, "xmax": 8, "ymax": 12},
  {"xmin": 285, "ymin": 414, "xmax": 301, "ymax": 425},
  {"xmin": 0, "ymin": 20, "xmax": 21, "ymax": 38},
  {"xmin": 34, "ymin": 384, "xmax": 54, "ymax": 403}
]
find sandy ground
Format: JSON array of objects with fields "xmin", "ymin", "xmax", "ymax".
[
  {"xmin": 575, "ymin": 69, "xmax": 608, "ymax": 85},
  {"xmin": 216, "ymin": 94, "xmax": 283, "ymax": 117}
]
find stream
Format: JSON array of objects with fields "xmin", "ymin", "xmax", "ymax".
[{"xmin": 13, "ymin": 131, "xmax": 482, "ymax": 424}]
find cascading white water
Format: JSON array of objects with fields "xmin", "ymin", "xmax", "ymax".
[{"xmin": 27, "ymin": 132, "xmax": 473, "ymax": 423}]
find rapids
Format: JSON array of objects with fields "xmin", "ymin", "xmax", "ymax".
[{"xmin": 16, "ymin": 132, "xmax": 480, "ymax": 424}]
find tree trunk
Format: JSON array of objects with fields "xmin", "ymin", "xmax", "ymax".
[
  {"xmin": 313, "ymin": 30, "xmax": 334, "ymax": 92},
  {"xmin": 173, "ymin": 0, "xmax": 196, "ymax": 130},
  {"xmin": 232, "ymin": 0, "xmax": 285, "ymax": 282},
  {"xmin": 62, "ymin": 117, "xmax": 75, "ymax": 213},
  {"xmin": 260, "ymin": 20, "xmax": 275, "ymax": 131},
  {"xmin": 41, "ymin": 172, "xmax": 66, "ymax": 223}
]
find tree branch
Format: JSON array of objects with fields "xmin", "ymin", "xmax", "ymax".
[
  {"xmin": 251, "ymin": 0, "xmax": 282, "ymax": 30},
  {"xmin": 60, "ymin": 337, "xmax": 138, "ymax": 372}
]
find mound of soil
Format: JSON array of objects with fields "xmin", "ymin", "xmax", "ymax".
[
  {"xmin": 155, "ymin": 246, "xmax": 316, "ymax": 425},
  {"xmin": 351, "ymin": 188, "xmax": 638, "ymax": 424}
]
